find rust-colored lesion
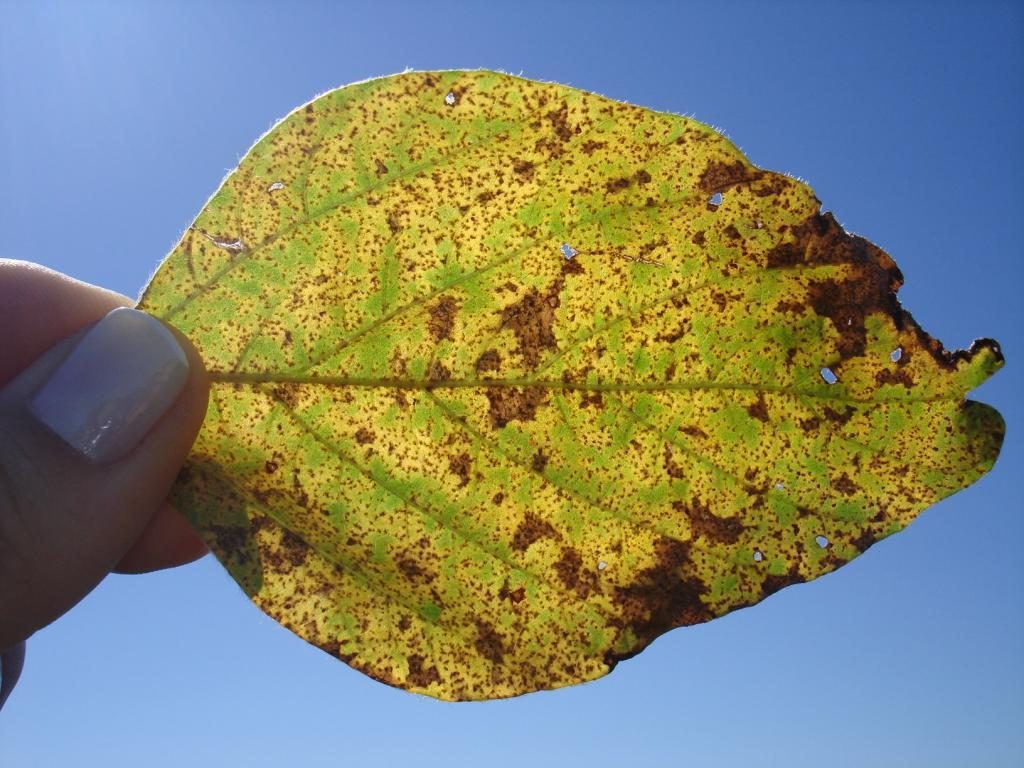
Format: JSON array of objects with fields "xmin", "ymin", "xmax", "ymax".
[
  {"xmin": 448, "ymin": 452, "xmax": 472, "ymax": 487},
  {"xmin": 396, "ymin": 556, "xmax": 437, "ymax": 585},
  {"xmin": 426, "ymin": 359, "xmax": 451, "ymax": 383},
  {"xmin": 262, "ymin": 527, "xmax": 308, "ymax": 571},
  {"xmin": 672, "ymin": 500, "xmax": 745, "ymax": 545},
  {"xmin": 607, "ymin": 537, "xmax": 713, "ymax": 665},
  {"xmin": 485, "ymin": 386, "xmax": 549, "ymax": 429},
  {"xmin": 427, "ymin": 296, "xmax": 459, "ymax": 342},
  {"xmin": 763, "ymin": 210, "xmax": 1004, "ymax": 372},
  {"xmin": 760, "ymin": 566, "xmax": 805, "ymax": 597},
  {"xmin": 746, "ymin": 393, "xmax": 769, "ymax": 422},
  {"xmin": 405, "ymin": 654, "xmax": 442, "ymax": 688},
  {"xmin": 662, "ymin": 443, "xmax": 686, "ymax": 479},
  {"xmin": 511, "ymin": 512, "xmax": 560, "ymax": 551},
  {"xmin": 475, "ymin": 349, "xmax": 502, "ymax": 374},
  {"xmin": 474, "ymin": 620, "xmax": 507, "ymax": 664},
  {"xmin": 499, "ymin": 282, "xmax": 563, "ymax": 369},
  {"xmin": 698, "ymin": 160, "xmax": 763, "ymax": 194},
  {"xmin": 552, "ymin": 547, "xmax": 599, "ymax": 599},
  {"xmin": 530, "ymin": 449, "xmax": 549, "ymax": 473}
]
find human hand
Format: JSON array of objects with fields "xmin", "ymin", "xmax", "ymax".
[{"xmin": 0, "ymin": 260, "xmax": 210, "ymax": 708}]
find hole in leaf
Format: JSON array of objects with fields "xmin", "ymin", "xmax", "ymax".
[
  {"xmin": 597, "ymin": 560, "xmax": 608, "ymax": 571},
  {"xmin": 753, "ymin": 549, "xmax": 764, "ymax": 563},
  {"xmin": 820, "ymin": 367, "xmax": 838, "ymax": 384},
  {"xmin": 444, "ymin": 91, "xmax": 457, "ymax": 106},
  {"xmin": 774, "ymin": 481, "xmax": 786, "ymax": 491},
  {"xmin": 890, "ymin": 347, "xmax": 903, "ymax": 362},
  {"xmin": 560, "ymin": 243, "xmax": 578, "ymax": 260},
  {"xmin": 267, "ymin": 181, "xmax": 285, "ymax": 192},
  {"xmin": 815, "ymin": 535, "xmax": 829, "ymax": 548},
  {"xmin": 708, "ymin": 191, "xmax": 723, "ymax": 206}
]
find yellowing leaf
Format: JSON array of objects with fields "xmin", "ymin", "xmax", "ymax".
[{"xmin": 138, "ymin": 70, "xmax": 1004, "ymax": 700}]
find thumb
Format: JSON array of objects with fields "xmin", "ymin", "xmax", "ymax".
[{"xmin": 0, "ymin": 307, "xmax": 209, "ymax": 649}]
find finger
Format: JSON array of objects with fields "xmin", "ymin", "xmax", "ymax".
[
  {"xmin": 0, "ymin": 308, "xmax": 209, "ymax": 649},
  {"xmin": 0, "ymin": 260, "xmax": 209, "ymax": 573},
  {"xmin": 0, "ymin": 259, "xmax": 131, "ymax": 387},
  {"xmin": 115, "ymin": 501, "xmax": 209, "ymax": 574}
]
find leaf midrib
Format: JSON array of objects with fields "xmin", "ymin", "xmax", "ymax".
[{"xmin": 206, "ymin": 371, "xmax": 958, "ymax": 405}]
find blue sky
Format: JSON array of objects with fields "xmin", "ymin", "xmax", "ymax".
[{"xmin": 1, "ymin": 1, "xmax": 1021, "ymax": 765}]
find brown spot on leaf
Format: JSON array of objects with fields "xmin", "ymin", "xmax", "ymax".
[
  {"xmin": 606, "ymin": 176, "xmax": 632, "ymax": 193},
  {"xmin": 271, "ymin": 383, "xmax": 299, "ymax": 409},
  {"xmin": 427, "ymin": 296, "xmax": 458, "ymax": 342},
  {"xmin": 553, "ymin": 547, "xmax": 598, "ymax": 599},
  {"xmin": 775, "ymin": 299, "xmax": 804, "ymax": 314},
  {"xmin": 264, "ymin": 460, "xmax": 279, "ymax": 474},
  {"xmin": 876, "ymin": 367, "xmax": 915, "ymax": 388},
  {"xmin": 500, "ymin": 285, "xmax": 561, "ymax": 368},
  {"xmin": 799, "ymin": 416, "xmax": 822, "ymax": 433},
  {"xmin": 761, "ymin": 566, "xmax": 804, "ymax": 597},
  {"xmin": 691, "ymin": 230, "xmax": 706, "ymax": 246},
  {"xmin": 531, "ymin": 449, "xmax": 549, "ymax": 473},
  {"xmin": 474, "ymin": 620, "xmax": 506, "ymax": 664},
  {"xmin": 406, "ymin": 654, "xmax": 442, "ymax": 688},
  {"xmin": 485, "ymin": 386, "xmax": 548, "ymax": 429},
  {"xmin": 663, "ymin": 443, "xmax": 685, "ymax": 479},
  {"xmin": 427, "ymin": 360, "xmax": 451, "ymax": 383},
  {"xmin": 746, "ymin": 394, "xmax": 769, "ymax": 422},
  {"xmin": 207, "ymin": 524, "xmax": 254, "ymax": 565},
  {"xmin": 499, "ymin": 582, "xmax": 527, "ymax": 603},
  {"xmin": 808, "ymin": 268, "xmax": 897, "ymax": 359},
  {"xmin": 763, "ymin": 213, "xmax": 909, "ymax": 361},
  {"xmin": 751, "ymin": 172, "xmax": 790, "ymax": 197},
  {"xmin": 562, "ymin": 255, "xmax": 585, "ymax": 275},
  {"xmin": 698, "ymin": 160, "xmax": 762, "ymax": 194},
  {"xmin": 635, "ymin": 169, "xmax": 652, "ymax": 185},
  {"xmin": 512, "ymin": 159, "xmax": 535, "ymax": 179},
  {"xmin": 475, "ymin": 349, "xmax": 502, "ymax": 374},
  {"xmin": 397, "ymin": 557, "xmax": 436, "ymax": 584},
  {"xmin": 852, "ymin": 529, "xmax": 878, "ymax": 553},
  {"xmin": 823, "ymin": 405, "xmax": 856, "ymax": 425},
  {"xmin": 673, "ymin": 500, "xmax": 745, "ymax": 544},
  {"xmin": 448, "ymin": 452, "xmax": 471, "ymax": 487},
  {"xmin": 833, "ymin": 473, "xmax": 858, "ymax": 496},
  {"xmin": 511, "ymin": 512, "xmax": 559, "ymax": 551},
  {"xmin": 609, "ymin": 537, "xmax": 711, "ymax": 660},
  {"xmin": 264, "ymin": 527, "xmax": 307, "ymax": 571},
  {"xmin": 374, "ymin": 157, "xmax": 389, "ymax": 175},
  {"xmin": 546, "ymin": 101, "xmax": 574, "ymax": 142},
  {"xmin": 354, "ymin": 428, "xmax": 374, "ymax": 445}
]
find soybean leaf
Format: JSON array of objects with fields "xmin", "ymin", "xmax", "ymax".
[{"xmin": 139, "ymin": 70, "xmax": 1004, "ymax": 701}]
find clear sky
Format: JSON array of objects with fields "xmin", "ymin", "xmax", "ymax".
[{"xmin": 1, "ymin": 1, "xmax": 1021, "ymax": 765}]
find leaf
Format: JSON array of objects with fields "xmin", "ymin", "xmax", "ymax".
[{"xmin": 138, "ymin": 70, "xmax": 1004, "ymax": 701}]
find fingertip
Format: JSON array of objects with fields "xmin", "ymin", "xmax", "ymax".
[{"xmin": 115, "ymin": 501, "xmax": 209, "ymax": 574}]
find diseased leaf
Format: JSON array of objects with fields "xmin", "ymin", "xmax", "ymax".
[{"xmin": 139, "ymin": 70, "xmax": 1004, "ymax": 700}]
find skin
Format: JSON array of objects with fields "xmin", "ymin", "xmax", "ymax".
[{"xmin": 0, "ymin": 259, "xmax": 210, "ymax": 656}]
